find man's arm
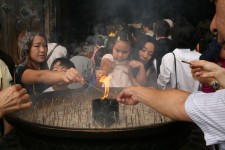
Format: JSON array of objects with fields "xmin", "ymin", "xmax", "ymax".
[{"xmin": 117, "ymin": 86, "xmax": 192, "ymax": 121}]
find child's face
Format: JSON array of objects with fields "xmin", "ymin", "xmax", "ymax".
[
  {"xmin": 139, "ymin": 42, "xmax": 155, "ymax": 64},
  {"xmin": 52, "ymin": 61, "xmax": 69, "ymax": 87},
  {"xmin": 112, "ymin": 41, "xmax": 131, "ymax": 61},
  {"xmin": 52, "ymin": 61, "xmax": 67, "ymax": 72}
]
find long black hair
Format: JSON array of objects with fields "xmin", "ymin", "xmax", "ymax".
[
  {"xmin": 135, "ymin": 35, "xmax": 156, "ymax": 70},
  {"xmin": 19, "ymin": 31, "xmax": 47, "ymax": 68}
]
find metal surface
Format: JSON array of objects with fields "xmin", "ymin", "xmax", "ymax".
[{"xmin": 5, "ymin": 87, "xmax": 176, "ymax": 139}]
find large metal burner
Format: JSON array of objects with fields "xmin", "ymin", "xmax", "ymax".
[{"xmin": 4, "ymin": 88, "xmax": 207, "ymax": 150}]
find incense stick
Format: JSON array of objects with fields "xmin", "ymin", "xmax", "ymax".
[
  {"xmin": 82, "ymin": 80, "xmax": 117, "ymax": 98},
  {"xmin": 181, "ymin": 60, "xmax": 191, "ymax": 65}
]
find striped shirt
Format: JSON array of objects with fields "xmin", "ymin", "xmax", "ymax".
[{"xmin": 185, "ymin": 89, "xmax": 225, "ymax": 148}]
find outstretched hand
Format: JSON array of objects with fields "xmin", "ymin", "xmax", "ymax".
[
  {"xmin": 64, "ymin": 68, "xmax": 84, "ymax": 84},
  {"xmin": 117, "ymin": 87, "xmax": 139, "ymax": 105}
]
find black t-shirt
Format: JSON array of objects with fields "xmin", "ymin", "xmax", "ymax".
[{"xmin": 15, "ymin": 65, "xmax": 49, "ymax": 95}]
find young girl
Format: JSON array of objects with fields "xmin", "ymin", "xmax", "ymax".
[
  {"xmin": 16, "ymin": 31, "xmax": 84, "ymax": 94},
  {"xmin": 98, "ymin": 29, "xmax": 146, "ymax": 87}
]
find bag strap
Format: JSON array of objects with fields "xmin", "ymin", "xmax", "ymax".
[
  {"xmin": 46, "ymin": 44, "xmax": 59, "ymax": 61},
  {"xmin": 172, "ymin": 52, "xmax": 178, "ymax": 88}
]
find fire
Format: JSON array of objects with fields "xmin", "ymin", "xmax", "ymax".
[{"xmin": 99, "ymin": 75, "xmax": 112, "ymax": 100}]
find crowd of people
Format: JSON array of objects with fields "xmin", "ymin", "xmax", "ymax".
[{"xmin": 0, "ymin": 0, "xmax": 224, "ymax": 149}]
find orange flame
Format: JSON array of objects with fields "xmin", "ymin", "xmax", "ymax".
[{"xmin": 99, "ymin": 75, "xmax": 112, "ymax": 100}]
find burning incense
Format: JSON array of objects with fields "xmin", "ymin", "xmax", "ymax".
[
  {"xmin": 181, "ymin": 60, "xmax": 191, "ymax": 65},
  {"xmin": 83, "ymin": 79, "xmax": 117, "ymax": 99}
]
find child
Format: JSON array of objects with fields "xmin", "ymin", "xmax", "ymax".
[
  {"xmin": 97, "ymin": 29, "xmax": 146, "ymax": 87},
  {"xmin": 43, "ymin": 58, "xmax": 76, "ymax": 92}
]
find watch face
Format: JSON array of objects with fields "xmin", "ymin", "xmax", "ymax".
[{"xmin": 212, "ymin": 81, "xmax": 219, "ymax": 90}]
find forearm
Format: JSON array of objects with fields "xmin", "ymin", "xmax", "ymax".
[
  {"xmin": 136, "ymin": 65, "xmax": 147, "ymax": 85},
  {"xmin": 37, "ymin": 71, "xmax": 65, "ymax": 84},
  {"xmin": 130, "ymin": 87, "xmax": 192, "ymax": 121},
  {"xmin": 22, "ymin": 70, "xmax": 64, "ymax": 84}
]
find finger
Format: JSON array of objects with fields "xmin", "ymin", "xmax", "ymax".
[
  {"xmin": 191, "ymin": 67, "xmax": 202, "ymax": 74},
  {"xmin": 12, "ymin": 84, "xmax": 23, "ymax": 90},
  {"xmin": 5, "ymin": 101, "xmax": 32, "ymax": 115},
  {"xmin": 190, "ymin": 60, "xmax": 205, "ymax": 67},
  {"xmin": 200, "ymin": 72, "xmax": 216, "ymax": 78},
  {"xmin": 117, "ymin": 90, "xmax": 127, "ymax": 101},
  {"xmin": 18, "ymin": 93, "xmax": 30, "ymax": 104},
  {"xmin": 65, "ymin": 70, "xmax": 76, "ymax": 83}
]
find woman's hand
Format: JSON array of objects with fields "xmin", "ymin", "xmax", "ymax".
[
  {"xmin": 64, "ymin": 68, "xmax": 84, "ymax": 84},
  {"xmin": 129, "ymin": 60, "xmax": 144, "ymax": 69}
]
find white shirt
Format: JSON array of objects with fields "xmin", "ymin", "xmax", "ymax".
[
  {"xmin": 43, "ymin": 86, "xmax": 54, "ymax": 92},
  {"xmin": 157, "ymin": 48, "xmax": 201, "ymax": 92},
  {"xmin": 185, "ymin": 90, "xmax": 225, "ymax": 148},
  {"xmin": 0, "ymin": 59, "xmax": 12, "ymax": 90},
  {"xmin": 47, "ymin": 43, "xmax": 67, "ymax": 69},
  {"xmin": 101, "ymin": 54, "xmax": 132, "ymax": 87}
]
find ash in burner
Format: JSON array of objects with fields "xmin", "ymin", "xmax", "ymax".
[
  {"xmin": 92, "ymin": 99, "xmax": 119, "ymax": 127},
  {"xmin": 11, "ymin": 88, "xmax": 171, "ymax": 129}
]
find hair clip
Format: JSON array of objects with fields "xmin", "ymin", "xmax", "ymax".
[{"xmin": 117, "ymin": 36, "xmax": 120, "ymax": 41}]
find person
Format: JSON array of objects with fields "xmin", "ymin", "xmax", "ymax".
[
  {"xmin": 0, "ymin": 60, "xmax": 12, "ymax": 90},
  {"xmin": 0, "ymin": 20, "xmax": 15, "ymax": 79},
  {"xmin": 16, "ymin": 31, "xmax": 84, "ymax": 95},
  {"xmin": 0, "ymin": 21, "xmax": 32, "ymax": 137},
  {"xmin": 163, "ymin": 18, "xmax": 174, "ymax": 40},
  {"xmin": 142, "ymin": 18, "xmax": 154, "ymax": 37},
  {"xmin": 0, "ymin": 84, "xmax": 32, "ymax": 136},
  {"xmin": 69, "ymin": 43, "xmax": 95, "ymax": 89},
  {"xmin": 0, "ymin": 21, "xmax": 13, "ymax": 89},
  {"xmin": 89, "ymin": 35, "xmax": 106, "ymax": 65},
  {"xmin": 43, "ymin": 57, "xmax": 76, "ymax": 92},
  {"xmin": 134, "ymin": 35, "xmax": 157, "ymax": 87},
  {"xmin": 157, "ymin": 17, "xmax": 201, "ymax": 92},
  {"xmin": 199, "ymin": 39, "xmax": 224, "ymax": 93},
  {"xmin": 153, "ymin": 19, "xmax": 176, "ymax": 76},
  {"xmin": 117, "ymin": 0, "xmax": 225, "ymax": 149},
  {"xmin": 196, "ymin": 19, "xmax": 215, "ymax": 53},
  {"xmin": 98, "ymin": 29, "xmax": 146, "ymax": 87},
  {"xmin": 0, "ymin": 85, "xmax": 31, "ymax": 118},
  {"xmin": 47, "ymin": 31, "xmax": 68, "ymax": 69}
]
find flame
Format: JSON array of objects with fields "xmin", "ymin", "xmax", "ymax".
[
  {"xmin": 99, "ymin": 75, "xmax": 112, "ymax": 100},
  {"xmin": 109, "ymin": 32, "xmax": 115, "ymax": 37}
]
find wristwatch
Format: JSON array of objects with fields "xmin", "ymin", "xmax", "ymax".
[{"xmin": 211, "ymin": 80, "xmax": 220, "ymax": 90}]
